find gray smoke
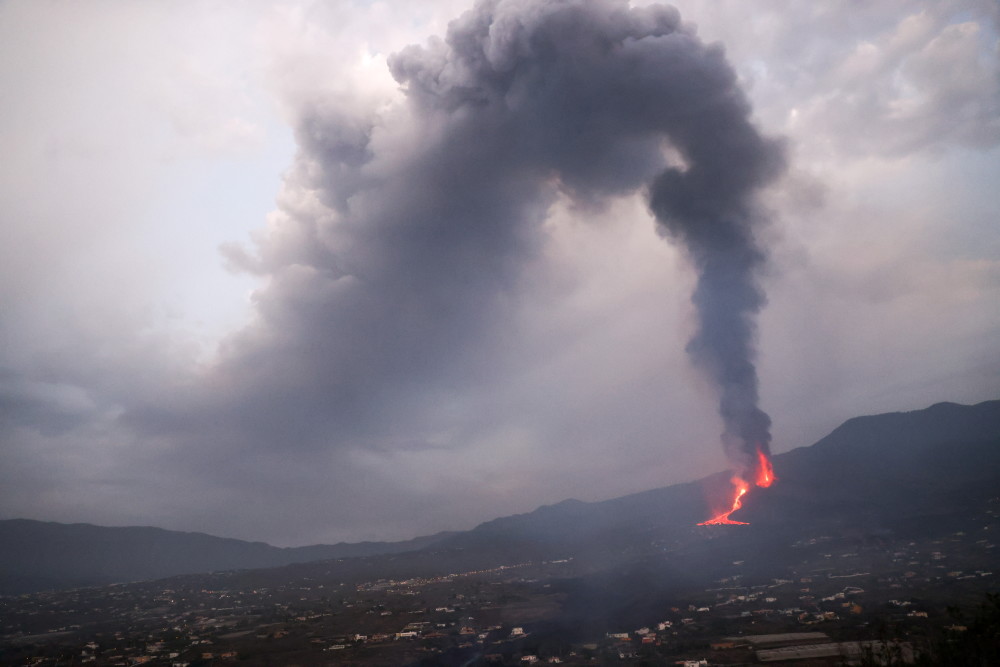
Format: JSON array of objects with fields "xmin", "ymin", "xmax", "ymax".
[
  {"xmin": 646, "ymin": 71, "xmax": 785, "ymax": 472},
  {"xmin": 138, "ymin": 0, "xmax": 783, "ymax": 482},
  {"xmin": 391, "ymin": 0, "xmax": 786, "ymax": 474}
]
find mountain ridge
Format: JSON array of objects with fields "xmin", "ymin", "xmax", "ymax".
[
  {"xmin": 0, "ymin": 519, "xmax": 456, "ymax": 595},
  {"xmin": 2, "ymin": 398, "xmax": 998, "ymax": 595}
]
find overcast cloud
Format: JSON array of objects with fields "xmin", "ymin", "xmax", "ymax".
[{"xmin": 1, "ymin": 0, "xmax": 998, "ymax": 546}]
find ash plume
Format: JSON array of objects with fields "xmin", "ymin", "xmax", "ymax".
[
  {"xmin": 647, "ymin": 69, "xmax": 785, "ymax": 472},
  {"xmin": 390, "ymin": 0, "xmax": 786, "ymax": 473},
  {"xmin": 151, "ymin": 0, "xmax": 784, "ymax": 481}
]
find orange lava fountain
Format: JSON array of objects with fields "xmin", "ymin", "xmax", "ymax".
[{"xmin": 755, "ymin": 447, "xmax": 776, "ymax": 488}]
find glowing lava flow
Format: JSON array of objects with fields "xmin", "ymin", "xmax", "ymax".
[
  {"xmin": 697, "ymin": 478, "xmax": 750, "ymax": 525},
  {"xmin": 698, "ymin": 448, "xmax": 777, "ymax": 526}
]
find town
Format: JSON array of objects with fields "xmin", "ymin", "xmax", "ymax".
[{"xmin": 2, "ymin": 498, "xmax": 997, "ymax": 666}]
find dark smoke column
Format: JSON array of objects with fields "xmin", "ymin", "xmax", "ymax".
[
  {"xmin": 188, "ymin": 0, "xmax": 786, "ymax": 489},
  {"xmin": 648, "ymin": 86, "xmax": 784, "ymax": 477},
  {"xmin": 393, "ymin": 0, "xmax": 786, "ymax": 479}
]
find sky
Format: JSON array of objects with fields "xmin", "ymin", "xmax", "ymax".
[{"xmin": 1, "ymin": 0, "xmax": 998, "ymax": 547}]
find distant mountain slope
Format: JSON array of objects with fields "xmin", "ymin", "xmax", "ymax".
[
  {"xmin": 3, "ymin": 399, "xmax": 997, "ymax": 596},
  {"xmin": 164, "ymin": 399, "xmax": 999, "ymax": 629},
  {"xmin": 746, "ymin": 400, "xmax": 1000, "ymax": 528},
  {"xmin": 438, "ymin": 399, "xmax": 1000, "ymax": 559},
  {"xmin": 0, "ymin": 521, "xmax": 453, "ymax": 595}
]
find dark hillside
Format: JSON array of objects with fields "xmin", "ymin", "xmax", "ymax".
[{"xmin": 2, "ymin": 400, "xmax": 996, "ymax": 595}]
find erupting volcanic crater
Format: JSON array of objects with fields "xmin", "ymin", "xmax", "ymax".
[{"xmin": 698, "ymin": 447, "xmax": 776, "ymax": 526}]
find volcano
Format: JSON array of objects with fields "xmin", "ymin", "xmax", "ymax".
[{"xmin": 1, "ymin": 400, "xmax": 998, "ymax": 595}]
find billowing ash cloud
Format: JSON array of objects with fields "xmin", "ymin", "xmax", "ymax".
[
  {"xmin": 148, "ymin": 0, "xmax": 783, "ymax": 480},
  {"xmin": 646, "ymin": 67, "xmax": 785, "ymax": 471},
  {"xmin": 388, "ymin": 0, "xmax": 785, "ymax": 477}
]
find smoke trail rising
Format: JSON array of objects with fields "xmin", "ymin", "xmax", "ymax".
[
  {"xmin": 392, "ymin": 0, "xmax": 786, "ymax": 472},
  {"xmin": 647, "ymin": 88, "xmax": 784, "ymax": 472},
  {"xmin": 144, "ymin": 0, "xmax": 783, "ymax": 482}
]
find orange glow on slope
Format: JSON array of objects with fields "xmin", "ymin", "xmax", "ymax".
[
  {"xmin": 755, "ymin": 447, "xmax": 776, "ymax": 488},
  {"xmin": 697, "ymin": 478, "xmax": 750, "ymax": 526},
  {"xmin": 698, "ymin": 448, "xmax": 777, "ymax": 526}
]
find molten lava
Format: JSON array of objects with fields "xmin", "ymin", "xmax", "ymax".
[
  {"xmin": 697, "ymin": 478, "xmax": 750, "ymax": 525},
  {"xmin": 754, "ymin": 447, "xmax": 776, "ymax": 488},
  {"xmin": 698, "ymin": 448, "xmax": 777, "ymax": 526}
]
